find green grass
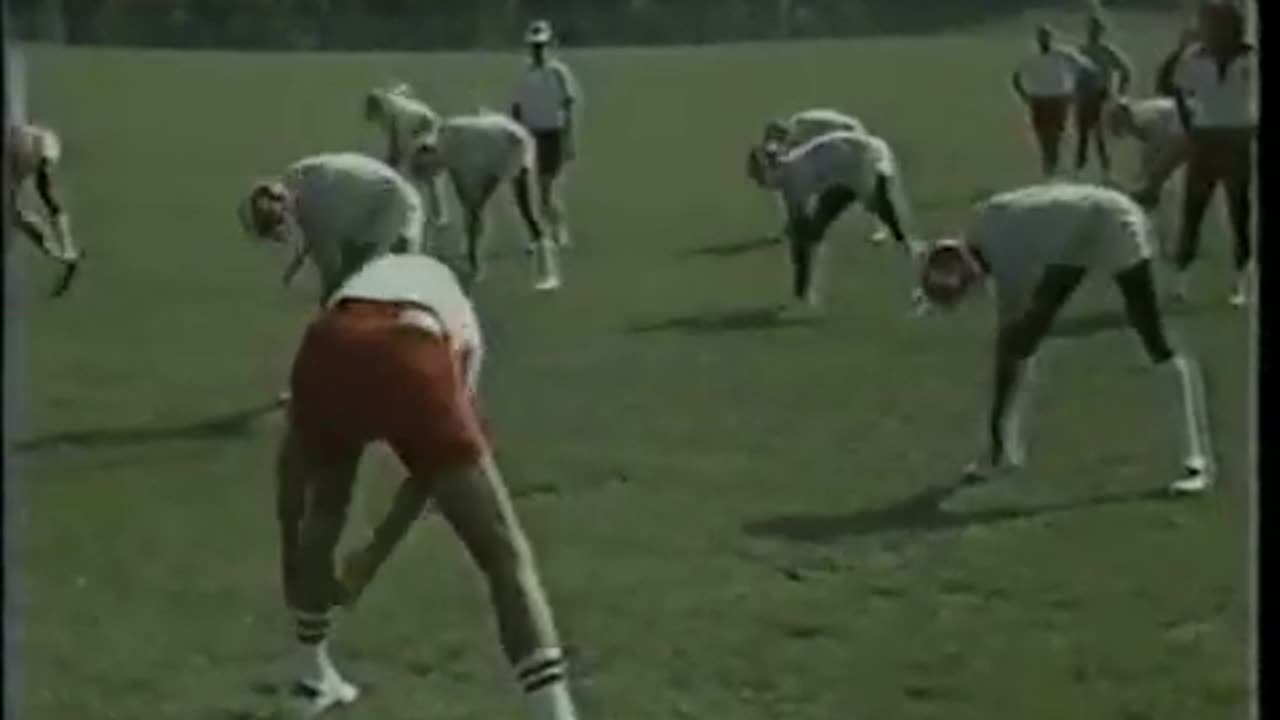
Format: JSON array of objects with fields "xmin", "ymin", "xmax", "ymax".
[{"xmin": 13, "ymin": 13, "xmax": 1251, "ymax": 720}]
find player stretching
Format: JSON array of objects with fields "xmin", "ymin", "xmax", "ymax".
[
  {"xmin": 364, "ymin": 82, "xmax": 449, "ymax": 243},
  {"xmin": 510, "ymin": 19, "xmax": 581, "ymax": 249},
  {"xmin": 9, "ymin": 122, "xmax": 80, "ymax": 296},
  {"xmin": 407, "ymin": 111, "xmax": 561, "ymax": 290},
  {"xmin": 238, "ymin": 152, "xmax": 426, "ymax": 304},
  {"xmin": 758, "ymin": 109, "xmax": 891, "ymax": 245},
  {"xmin": 1104, "ymin": 96, "xmax": 1187, "ymax": 210},
  {"xmin": 916, "ymin": 183, "xmax": 1214, "ymax": 494},
  {"xmin": 746, "ymin": 130, "xmax": 920, "ymax": 314},
  {"xmin": 276, "ymin": 253, "xmax": 581, "ymax": 720}
]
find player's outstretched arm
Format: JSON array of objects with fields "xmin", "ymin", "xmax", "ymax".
[
  {"xmin": 339, "ymin": 477, "xmax": 432, "ymax": 607},
  {"xmin": 282, "ymin": 244, "xmax": 309, "ymax": 286}
]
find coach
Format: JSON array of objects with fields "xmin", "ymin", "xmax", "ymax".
[
  {"xmin": 510, "ymin": 19, "xmax": 581, "ymax": 250},
  {"xmin": 1170, "ymin": 0, "xmax": 1256, "ymax": 307}
]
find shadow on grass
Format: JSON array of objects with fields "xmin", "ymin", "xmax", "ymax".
[
  {"xmin": 14, "ymin": 399, "xmax": 284, "ymax": 454},
  {"xmin": 626, "ymin": 304, "xmax": 819, "ymax": 335},
  {"xmin": 683, "ymin": 235, "xmax": 782, "ymax": 258},
  {"xmin": 742, "ymin": 474, "xmax": 1183, "ymax": 544},
  {"xmin": 1050, "ymin": 302, "xmax": 1214, "ymax": 340}
]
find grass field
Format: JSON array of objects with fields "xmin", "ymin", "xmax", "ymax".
[{"xmin": 10, "ymin": 11, "xmax": 1253, "ymax": 720}]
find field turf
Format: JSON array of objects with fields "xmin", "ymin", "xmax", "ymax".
[{"xmin": 11, "ymin": 11, "xmax": 1251, "ymax": 719}]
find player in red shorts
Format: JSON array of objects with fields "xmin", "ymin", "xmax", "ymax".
[{"xmin": 276, "ymin": 253, "xmax": 580, "ymax": 719}]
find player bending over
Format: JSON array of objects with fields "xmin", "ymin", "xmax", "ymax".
[
  {"xmin": 916, "ymin": 182, "xmax": 1214, "ymax": 495},
  {"xmin": 238, "ymin": 152, "xmax": 426, "ymax": 304},
  {"xmin": 746, "ymin": 130, "xmax": 921, "ymax": 313},
  {"xmin": 276, "ymin": 253, "xmax": 581, "ymax": 720},
  {"xmin": 407, "ymin": 111, "xmax": 561, "ymax": 290},
  {"xmin": 9, "ymin": 122, "xmax": 80, "ymax": 296},
  {"xmin": 364, "ymin": 82, "xmax": 449, "ymax": 241},
  {"xmin": 1104, "ymin": 96, "xmax": 1187, "ymax": 211},
  {"xmin": 758, "ymin": 108, "xmax": 891, "ymax": 245}
]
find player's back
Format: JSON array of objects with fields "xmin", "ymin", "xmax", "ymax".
[
  {"xmin": 1129, "ymin": 97, "xmax": 1183, "ymax": 141},
  {"xmin": 330, "ymin": 254, "xmax": 481, "ymax": 352},
  {"xmin": 787, "ymin": 109, "xmax": 865, "ymax": 146},
  {"xmin": 778, "ymin": 131, "xmax": 892, "ymax": 199},
  {"xmin": 380, "ymin": 92, "xmax": 439, "ymax": 135},
  {"xmin": 973, "ymin": 183, "xmax": 1146, "ymax": 314},
  {"xmin": 439, "ymin": 112, "xmax": 531, "ymax": 177}
]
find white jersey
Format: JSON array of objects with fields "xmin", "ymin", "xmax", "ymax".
[
  {"xmin": 432, "ymin": 112, "xmax": 536, "ymax": 203},
  {"xmin": 329, "ymin": 253, "xmax": 484, "ymax": 390},
  {"xmin": 769, "ymin": 131, "xmax": 899, "ymax": 210},
  {"xmin": 281, "ymin": 153, "xmax": 426, "ymax": 296},
  {"xmin": 8, "ymin": 123, "xmax": 61, "ymax": 185},
  {"xmin": 780, "ymin": 109, "xmax": 866, "ymax": 147},
  {"xmin": 512, "ymin": 59, "xmax": 580, "ymax": 131},
  {"xmin": 372, "ymin": 91, "xmax": 441, "ymax": 166},
  {"xmin": 967, "ymin": 183, "xmax": 1153, "ymax": 321},
  {"xmin": 1015, "ymin": 47, "xmax": 1090, "ymax": 98},
  {"xmin": 1173, "ymin": 43, "xmax": 1257, "ymax": 129}
]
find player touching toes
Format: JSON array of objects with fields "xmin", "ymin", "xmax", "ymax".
[
  {"xmin": 746, "ymin": 130, "xmax": 921, "ymax": 313},
  {"xmin": 238, "ymin": 152, "xmax": 427, "ymax": 304},
  {"xmin": 363, "ymin": 82, "xmax": 449, "ymax": 240},
  {"xmin": 1103, "ymin": 96, "xmax": 1187, "ymax": 211},
  {"xmin": 916, "ymin": 182, "xmax": 1214, "ymax": 495},
  {"xmin": 406, "ymin": 112, "xmax": 561, "ymax": 290},
  {"xmin": 758, "ymin": 109, "xmax": 891, "ymax": 245},
  {"xmin": 276, "ymin": 253, "xmax": 581, "ymax": 720},
  {"xmin": 9, "ymin": 122, "xmax": 81, "ymax": 296}
]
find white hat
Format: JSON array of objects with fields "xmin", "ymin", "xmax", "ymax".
[{"xmin": 525, "ymin": 19, "xmax": 553, "ymax": 45}]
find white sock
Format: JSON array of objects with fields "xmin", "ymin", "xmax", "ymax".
[
  {"xmin": 1163, "ymin": 355, "xmax": 1212, "ymax": 473},
  {"xmin": 515, "ymin": 647, "xmax": 577, "ymax": 720}
]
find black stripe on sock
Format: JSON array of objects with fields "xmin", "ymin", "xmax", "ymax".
[
  {"xmin": 297, "ymin": 630, "xmax": 328, "ymax": 644},
  {"xmin": 523, "ymin": 669, "xmax": 567, "ymax": 694},
  {"xmin": 517, "ymin": 656, "xmax": 565, "ymax": 683}
]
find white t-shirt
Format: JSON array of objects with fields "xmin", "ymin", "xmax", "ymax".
[
  {"xmin": 373, "ymin": 91, "xmax": 441, "ymax": 166},
  {"xmin": 328, "ymin": 253, "xmax": 484, "ymax": 390},
  {"xmin": 770, "ymin": 131, "xmax": 898, "ymax": 211},
  {"xmin": 1173, "ymin": 44, "xmax": 1258, "ymax": 129},
  {"xmin": 428, "ymin": 112, "xmax": 535, "ymax": 201},
  {"xmin": 281, "ymin": 153, "xmax": 426, "ymax": 296},
  {"xmin": 1015, "ymin": 48, "xmax": 1090, "ymax": 98},
  {"xmin": 967, "ymin": 183, "xmax": 1153, "ymax": 322},
  {"xmin": 8, "ymin": 123, "xmax": 61, "ymax": 184},
  {"xmin": 512, "ymin": 59, "xmax": 580, "ymax": 131}
]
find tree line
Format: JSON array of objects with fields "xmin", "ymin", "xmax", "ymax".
[{"xmin": 8, "ymin": 0, "xmax": 1177, "ymax": 50}]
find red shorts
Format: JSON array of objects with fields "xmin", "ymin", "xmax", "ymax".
[{"xmin": 289, "ymin": 300, "xmax": 488, "ymax": 481}]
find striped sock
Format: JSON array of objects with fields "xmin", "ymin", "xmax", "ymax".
[
  {"xmin": 294, "ymin": 608, "xmax": 333, "ymax": 647},
  {"xmin": 515, "ymin": 647, "xmax": 577, "ymax": 720}
]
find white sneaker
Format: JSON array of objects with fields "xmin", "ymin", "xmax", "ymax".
[
  {"xmin": 1170, "ymin": 458, "xmax": 1214, "ymax": 495},
  {"xmin": 869, "ymin": 228, "xmax": 891, "ymax": 245},
  {"xmin": 282, "ymin": 674, "xmax": 359, "ymax": 719},
  {"xmin": 533, "ymin": 275, "xmax": 561, "ymax": 292},
  {"xmin": 1229, "ymin": 270, "xmax": 1251, "ymax": 308},
  {"xmin": 556, "ymin": 228, "xmax": 573, "ymax": 248}
]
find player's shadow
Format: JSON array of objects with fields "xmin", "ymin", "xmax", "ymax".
[
  {"xmin": 1051, "ymin": 303, "xmax": 1213, "ymax": 340},
  {"xmin": 683, "ymin": 235, "xmax": 782, "ymax": 258},
  {"xmin": 742, "ymin": 475, "xmax": 1180, "ymax": 544},
  {"xmin": 625, "ymin": 304, "xmax": 816, "ymax": 335},
  {"xmin": 13, "ymin": 400, "xmax": 284, "ymax": 454}
]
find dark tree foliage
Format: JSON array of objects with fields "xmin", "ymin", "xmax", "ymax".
[{"xmin": 7, "ymin": 0, "xmax": 1182, "ymax": 49}]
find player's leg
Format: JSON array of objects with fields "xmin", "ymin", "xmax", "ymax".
[
  {"xmin": 973, "ymin": 264, "xmax": 1087, "ymax": 476},
  {"xmin": 789, "ymin": 186, "xmax": 855, "ymax": 309},
  {"xmin": 1221, "ymin": 131, "xmax": 1254, "ymax": 307},
  {"xmin": 511, "ymin": 167, "xmax": 543, "ymax": 252},
  {"xmin": 869, "ymin": 173, "xmax": 912, "ymax": 250},
  {"xmin": 1074, "ymin": 93, "xmax": 1095, "ymax": 172},
  {"xmin": 34, "ymin": 161, "xmax": 77, "ymax": 260},
  {"xmin": 368, "ymin": 323, "xmax": 580, "ymax": 719},
  {"xmin": 535, "ymin": 131, "xmax": 569, "ymax": 248},
  {"xmin": 1113, "ymin": 259, "xmax": 1214, "ymax": 492},
  {"xmin": 1172, "ymin": 133, "xmax": 1221, "ymax": 300},
  {"xmin": 432, "ymin": 456, "xmax": 579, "ymax": 720},
  {"xmin": 511, "ymin": 165, "xmax": 561, "ymax": 291},
  {"xmin": 276, "ymin": 424, "xmax": 363, "ymax": 716}
]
